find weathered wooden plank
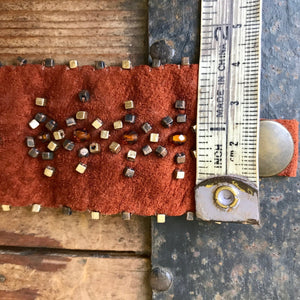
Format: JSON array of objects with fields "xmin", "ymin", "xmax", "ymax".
[
  {"xmin": 0, "ymin": 0, "xmax": 147, "ymax": 11},
  {"xmin": 0, "ymin": 48, "xmax": 144, "ymax": 55},
  {"xmin": 0, "ymin": 27, "xmax": 145, "ymax": 37},
  {"xmin": 0, "ymin": 10, "xmax": 146, "ymax": 22},
  {"xmin": 0, "ymin": 21, "xmax": 145, "ymax": 29},
  {"xmin": 0, "ymin": 0, "xmax": 148, "ymax": 66},
  {"xmin": 0, "ymin": 208, "xmax": 150, "ymax": 253},
  {"xmin": 0, "ymin": 37, "xmax": 143, "ymax": 48},
  {"xmin": 0, "ymin": 253, "xmax": 151, "ymax": 299}
]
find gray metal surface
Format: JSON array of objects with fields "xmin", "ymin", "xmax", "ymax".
[
  {"xmin": 148, "ymin": 0, "xmax": 200, "ymax": 64},
  {"xmin": 150, "ymin": 0, "xmax": 300, "ymax": 299}
]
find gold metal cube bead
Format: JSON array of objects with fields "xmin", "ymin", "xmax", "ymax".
[
  {"xmin": 32, "ymin": 204, "xmax": 41, "ymax": 213},
  {"xmin": 141, "ymin": 122, "xmax": 152, "ymax": 133},
  {"xmin": 62, "ymin": 206, "xmax": 72, "ymax": 216},
  {"xmin": 45, "ymin": 120, "xmax": 58, "ymax": 131},
  {"xmin": 95, "ymin": 61, "xmax": 105, "ymax": 70},
  {"xmin": 26, "ymin": 136, "xmax": 35, "ymax": 148},
  {"xmin": 91, "ymin": 211, "xmax": 100, "ymax": 220},
  {"xmin": 155, "ymin": 146, "xmax": 168, "ymax": 158},
  {"xmin": 122, "ymin": 60, "xmax": 132, "ymax": 69},
  {"xmin": 89, "ymin": 142, "xmax": 101, "ymax": 154},
  {"xmin": 91, "ymin": 118, "xmax": 103, "ymax": 129},
  {"xmin": 28, "ymin": 119, "xmax": 39, "ymax": 129},
  {"xmin": 127, "ymin": 150, "xmax": 137, "ymax": 161},
  {"xmin": 53, "ymin": 129, "xmax": 65, "ymax": 140},
  {"xmin": 34, "ymin": 112, "xmax": 47, "ymax": 123},
  {"xmin": 76, "ymin": 162, "xmax": 87, "ymax": 174},
  {"xmin": 76, "ymin": 111, "xmax": 88, "ymax": 120},
  {"xmin": 63, "ymin": 140, "xmax": 75, "ymax": 151},
  {"xmin": 186, "ymin": 212, "xmax": 194, "ymax": 221},
  {"xmin": 157, "ymin": 214, "xmax": 166, "ymax": 223},
  {"xmin": 69, "ymin": 60, "xmax": 78, "ymax": 69},
  {"xmin": 1, "ymin": 205, "xmax": 10, "ymax": 212},
  {"xmin": 66, "ymin": 117, "xmax": 76, "ymax": 127},
  {"xmin": 152, "ymin": 58, "xmax": 161, "ymax": 68},
  {"xmin": 175, "ymin": 153, "xmax": 186, "ymax": 164},
  {"xmin": 47, "ymin": 141, "xmax": 59, "ymax": 152},
  {"xmin": 174, "ymin": 169, "xmax": 185, "ymax": 179},
  {"xmin": 142, "ymin": 145, "xmax": 152, "ymax": 156},
  {"xmin": 113, "ymin": 120, "xmax": 123, "ymax": 130},
  {"xmin": 175, "ymin": 100, "xmax": 186, "ymax": 110},
  {"xmin": 43, "ymin": 58, "xmax": 55, "ymax": 67},
  {"xmin": 122, "ymin": 212, "xmax": 131, "ymax": 220},
  {"xmin": 161, "ymin": 116, "xmax": 173, "ymax": 128},
  {"xmin": 100, "ymin": 130, "xmax": 110, "ymax": 139},
  {"xmin": 109, "ymin": 142, "xmax": 121, "ymax": 154},
  {"xmin": 44, "ymin": 166, "xmax": 55, "ymax": 177},
  {"xmin": 123, "ymin": 167, "xmax": 135, "ymax": 178},
  {"xmin": 176, "ymin": 114, "xmax": 187, "ymax": 123},
  {"xmin": 28, "ymin": 148, "xmax": 40, "ymax": 158},
  {"xmin": 42, "ymin": 152, "xmax": 54, "ymax": 160},
  {"xmin": 150, "ymin": 133, "xmax": 159, "ymax": 143},
  {"xmin": 192, "ymin": 150, "xmax": 197, "ymax": 158},
  {"xmin": 35, "ymin": 97, "xmax": 47, "ymax": 107},
  {"xmin": 181, "ymin": 57, "xmax": 190, "ymax": 66},
  {"xmin": 124, "ymin": 100, "xmax": 134, "ymax": 110}
]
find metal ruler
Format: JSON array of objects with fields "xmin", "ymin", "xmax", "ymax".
[{"xmin": 195, "ymin": 0, "xmax": 262, "ymax": 223}]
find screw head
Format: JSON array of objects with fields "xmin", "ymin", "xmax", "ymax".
[{"xmin": 150, "ymin": 267, "xmax": 172, "ymax": 292}]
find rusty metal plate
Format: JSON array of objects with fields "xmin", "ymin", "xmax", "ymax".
[{"xmin": 150, "ymin": 0, "xmax": 300, "ymax": 298}]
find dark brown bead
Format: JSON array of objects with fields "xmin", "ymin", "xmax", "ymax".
[
  {"xmin": 124, "ymin": 114, "xmax": 136, "ymax": 124},
  {"xmin": 17, "ymin": 56, "xmax": 27, "ymax": 66},
  {"xmin": 43, "ymin": 58, "xmax": 55, "ymax": 67},
  {"xmin": 95, "ymin": 61, "xmax": 105, "ymax": 69},
  {"xmin": 123, "ymin": 131, "xmax": 138, "ymax": 144},
  {"xmin": 175, "ymin": 100, "xmax": 186, "ymax": 110},
  {"xmin": 35, "ymin": 112, "xmax": 47, "ymax": 123},
  {"xmin": 45, "ymin": 120, "xmax": 58, "ymax": 132},
  {"xmin": 63, "ymin": 140, "xmax": 75, "ymax": 151},
  {"xmin": 142, "ymin": 145, "xmax": 152, "ymax": 156},
  {"xmin": 42, "ymin": 152, "xmax": 54, "ymax": 160},
  {"xmin": 176, "ymin": 114, "xmax": 187, "ymax": 123},
  {"xmin": 37, "ymin": 132, "xmax": 51, "ymax": 143},
  {"xmin": 155, "ymin": 146, "xmax": 168, "ymax": 158},
  {"xmin": 161, "ymin": 116, "xmax": 173, "ymax": 128},
  {"xmin": 73, "ymin": 129, "xmax": 91, "ymax": 142},
  {"xmin": 123, "ymin": 167, "xmax": 135, "ymax": 178},
  {"xmin": 78, "ymin": 90, "xmax": 90, "ymax": 103},
  {"xmin": 141, "ymin": 122, "xmax": 152, "ymax": 133},
  {"xmin": 175, "ymin": 153, "xmax": 186, "ymax": 164},
  {"xmin": 62, "ymin": 206, "xmax": 72, "ymax": 215},
  {"xmin": 28, "ymin": 148, "xmax": 39, "ymax": 158}
]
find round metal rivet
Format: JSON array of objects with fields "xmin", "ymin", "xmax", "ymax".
[
  {"xmin": 259, "ymin": 120, "xmax": 294, "ymax": 177},
  {"xmin": 214, "ymin": 186, "xmax": 239, "ymax": 209},
  {"xmin": 150, "ymin": 267, "xmax": 172, "ymax": 292}
]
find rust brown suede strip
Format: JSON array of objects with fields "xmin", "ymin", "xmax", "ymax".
[{"xmin": 0, "ymin": 65, "xmax": 297, "ymax": 215}]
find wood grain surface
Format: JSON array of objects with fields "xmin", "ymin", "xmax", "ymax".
[
  {"xmin": 0, "ymin": 208, "xmax": 151, "ymax": 253},
  {"xmin": 0, "ymin": 1, "xmax": 151, "ymax": 298},
  {"xmin": 0, "ymin": 252, "xmax": 151, "ymax": 299},
  {"xmin": 0, "ymin": 0, "xmax": 148, "ymax": 66}
]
